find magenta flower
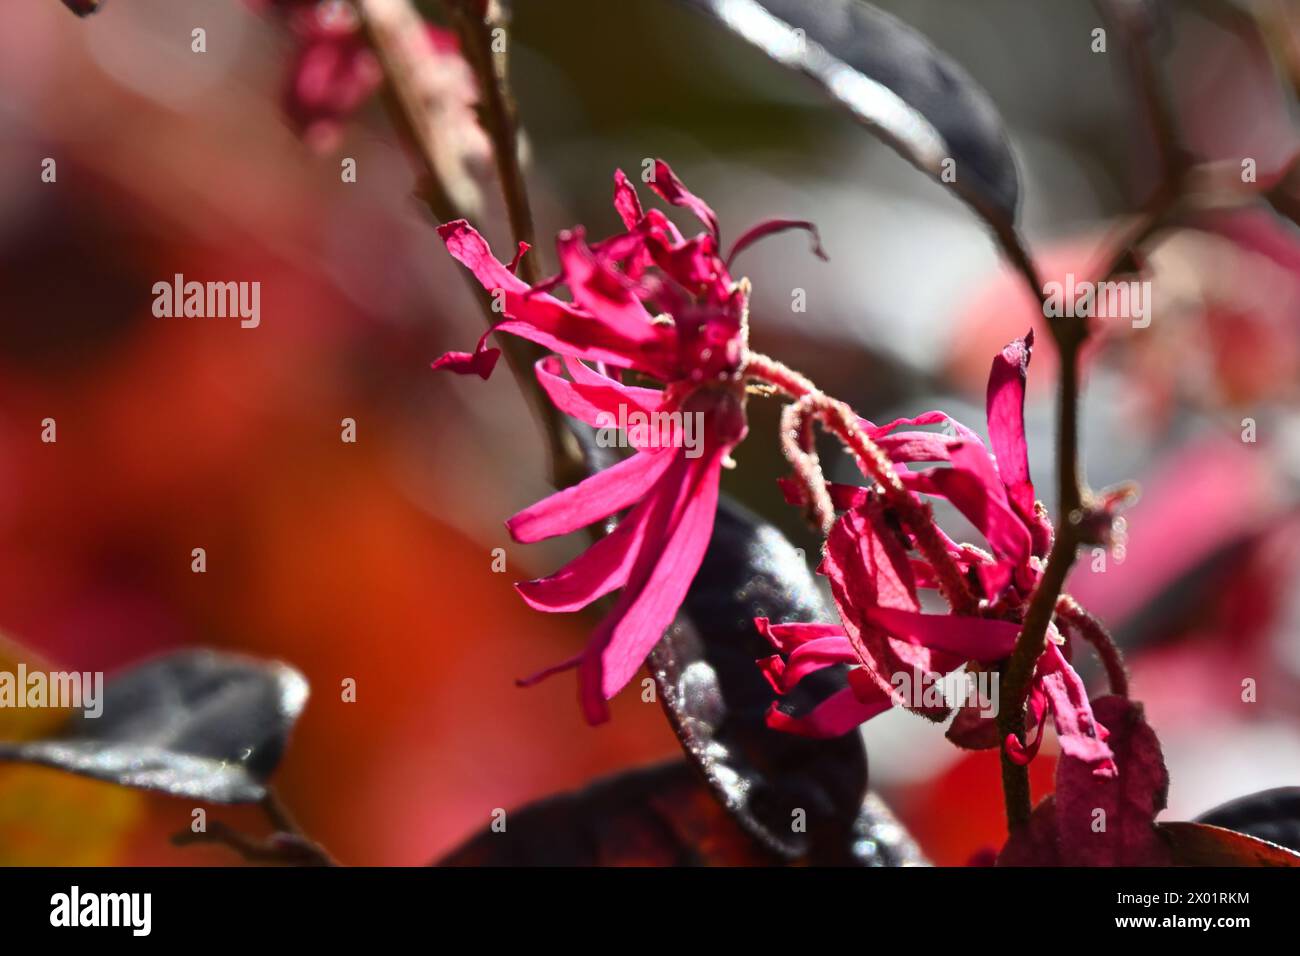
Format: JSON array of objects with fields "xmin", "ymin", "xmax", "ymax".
[
  {"xmin": 434, "ymin": 161, "xmax": 824, "ymax": 722},
  {"xmin": 763, "ymin": 335, "xmax": 1115, "ymax": 777},
  {"xmin": 282, "ymin": 10, "xmax": 383, "ymax": 150},
  {"xmin": 253, "ymin": 1, "xmax": 477, "ymax": 154}
]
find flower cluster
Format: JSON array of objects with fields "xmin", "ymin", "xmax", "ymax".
[
  {"xmin": 435, "ymin": 161, "xmax": 1122, "ymax": 799},
  {"xmin": 434, "ymin": 161, "xmax": 822, "ymax": 722},
  {"xmin": 763, "ymin": 334, "xmax": 1116, "ymax": 775}
]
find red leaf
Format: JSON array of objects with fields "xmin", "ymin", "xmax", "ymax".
[{"xmin": 1159, "ymin": 822, "xmax": 1300, "ymax": 867}]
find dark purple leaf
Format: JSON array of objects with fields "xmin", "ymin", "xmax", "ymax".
[
  {"xmin": 999, "ymin": 696, "xmax": 1171, "ymax": 866},
  {"xmin": 437, "ymin": 759, "xmax": 923, "ymax": 866},
  {"xmin": 60, "ymin": 0, "xmax": 104, "ymax": 15},
  {"xmin": 568, "ymin": 423, "xmax": 914, "ymax": 864},
  {"xmin": 675, "ymin": 0, "xmax": 1021, "ymax": 232},
  {"xmin": 1195, "ymin": 787, "xmax": 1300, "ymax": 854},
  {"xmin": 0, "ymin": 650, "xmax": 308, "ymax": 803},
  {"xmin": 648, "ymin": 496, "xmax": 875, "ymax": 862}
]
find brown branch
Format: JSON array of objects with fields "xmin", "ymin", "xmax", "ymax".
[
  {"xmin": 445, "ymin": 0, "xmax": 540, "ymax": 285},
  {"xmin": 354, "ymin": 0, "xmax": 583, "ymax": 488},
  {"xmin": 172, "ymin": 822, "xmax": 337, "ymax": 866},
  {"xmin": 171, "ymin": 791, "xmax": 337, "ymax": 867},
  {"xmin": 989, "ymin": 2, "xmax": 1191, "ymax": 832}
]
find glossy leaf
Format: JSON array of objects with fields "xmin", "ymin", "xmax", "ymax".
[
  {"xmin": 0, "ymin": 650, "xmax": 308, "ymax": 804},
  {"xmin": 0, "ymin": 634, "xmax": 143, "ymax": 865},
  {"xmin": 60, "ymin": 0, "xmax": 104, "ymax": 15},
  {"xmin": 567, "ymin": 422, "xmax": 914, "ymax": 864},
  {"xmin": 439, "ymin": 760, "xmax": 776, "ymax": 865},
  {"xmin": 438, "ymin": 759, "xmax": 924, "ymax": 866},
  {"xmin": 648, "ymin": 496, "xmax": 874, "ymax": 861},
  {"xmin": 675, "ymin": 0, "xmax": 1021, "ymax": 231},
  {"xmin": 1159, "ymin": 821, "xmax": 1300, "ymax": 867},
  {"xmin": 1194, "ymin": 787, "xmax": 1300, "ymax": 854}
]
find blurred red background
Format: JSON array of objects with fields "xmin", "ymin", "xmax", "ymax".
[{"xmin": 2, "ymin": 0, "xmax": 1298, "ymax": 866}]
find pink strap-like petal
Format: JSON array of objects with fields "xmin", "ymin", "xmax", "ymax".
[
  {"xmin": 986, "ymin": 332, "xmax": 1035, "ymax": 516},
  {"xmin": 439, "ymin": 219, "xmax": 531, "ymax": 294},
  {"xmin": 824, "ymin": 504, "xmax": 920, "ymax": 615},
  {"xmin": 860, "ymin": 410, "xmax": 949, "ymax": 439},
  {"xmin": 1037, "ymin": 641, "xmax": 1116, "ymax": 775},
  {"xmin": 534, "ymin": 357, "xmax": 661, "ymax": 430},
  {"xmin": 900, "ymin": 439, "xmax": 1032, "ymax": 569},
  {"xmin": 647, "ymin": 159, "xmax": 720, "ymax": 238},
  {"xmin": 774, "ymin": 635, "xmax": 859, "ymax": 687},
  {"xmin": 563, "ymin": 356, "xmax": 662, "ymax": 410},
  {"xmin": 861, "ymin": 606, "xmax": 1021, "ymax": 662},
  {"xmin": 581, "ymin": 450, "xmax": 725, "ymax": 716},
  {"xmin": 505, "ymin": 446, "xmax": 675, "ymax": 544},
  {"xmin": 492, "ymin": 314, "xmax": 670, "ymax": 378},
  {"xmin": 612, "ymin": 169, "xmax": 644, "ymax": 230},
  {"xmin": 430, "ymin": 343, "xmax": 501, "ymax": 379},
  {"xmin": 754, "ymin": 617, "xmax": 847, "ymax": 654},
  {"xmin": 555, "ymin": 229, "xmax": 657, "ymax": 327},
  {"xmin": 724, "ymin": 219, "xmax": 827, "ymax": 270},
  {"xmin": 765, "ymin": 685, "xmax": 893, "ymax": 738},
  {"xmin": 440, "ymin": 220, "xmax": 673, "ymax": 377},
  {"xmin": 514, "ymin": 490, "xmax": 658, "ymax": 612}
]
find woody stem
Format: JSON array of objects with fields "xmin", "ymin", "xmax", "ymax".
[{"xmin": 355, "ymin": 0, "xmax": 583, "ymax": 489}]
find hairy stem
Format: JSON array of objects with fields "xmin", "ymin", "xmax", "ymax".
[
  {"xmin": 1057, "ymin": 594, "xmax": 1129, "ymax": 697},
  {"xmin": 746, "ymin": 351, "xmax": 978, "ymax": 616},
  {"xmin": 446, "ymin": 0, "xmax": 540, "ymax": 285}
]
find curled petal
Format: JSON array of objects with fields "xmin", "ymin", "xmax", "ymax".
[
  {"xmin": 1037, "ymin": 641, "xmax": 1116, "ymax": 776},
  {"xmin": 612, "ymin": 169, "xmax": 644, "ymax": 230},
  {"xmin": 725, "ymin": 218, "xmax": 828, "ymax": 270},
  {"xmin": 505, "ymin": 241, "xmax": 530, "ymax": 275},
  {"xmin": 755, "ymin": 617, "xmax": 847, "ymax": 654},
  {"xmin": 986, "ymin": 331, "xmax": 1035, "ymax": 516},
  {"xmin": 439, "ymin": 219, "xmax": 531, "ymax": 295},
  {"xmin": 647, "ymin": 159, "xmax": 720, "ymax": 238},
  {"xmin": 563, "ymin": 356, "xmax": 662, "ymax": 410},
  {"xmin": 431, "ymin": 336, "xmax": 501, "ymax": 379},
  {"xmin": 765, "ymin": 685, "xmax": 892, "ymax": 738},
  {"xmin": 900, "ymin": 439, "xmax": 1032, "ymax": 571},
  {"xmin": 775, "ymin": 635, "xmax": 859, "ymax": 687}
]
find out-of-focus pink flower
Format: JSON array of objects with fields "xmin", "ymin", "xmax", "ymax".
[
  {"xmin": 764, "ymin": 336, "xmax": 1116, "ymax": 778},
  {"xmin": 434, "ymin": 161, "xmax": 824, "ymax": 723},
  {"xmin": 283, "ymin": 9, "xmax": 384, "ymax": 151},
  {"xmin": 252, "ymin": 1, "xmax": 481, "ymax": 155}
]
